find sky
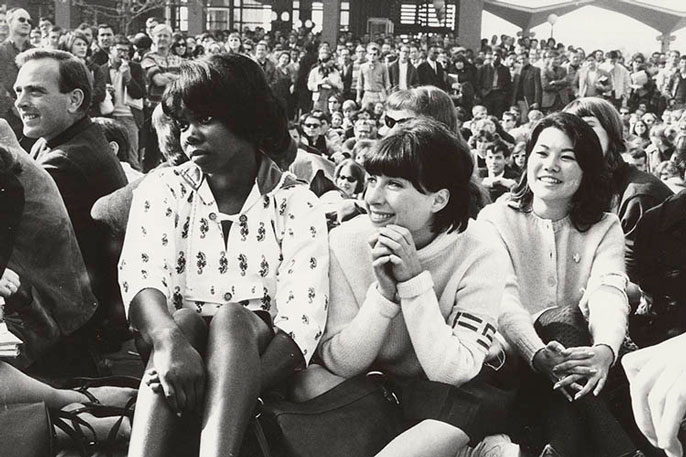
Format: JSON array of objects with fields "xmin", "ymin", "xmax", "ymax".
[{"xmin": 482, "ymin": 4, "xmax": 686, "ymax": 57}]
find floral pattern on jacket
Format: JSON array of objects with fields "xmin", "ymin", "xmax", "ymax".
[{"xmin": 118, "ymin": 156, "xmax": 330, "ymax": 363}]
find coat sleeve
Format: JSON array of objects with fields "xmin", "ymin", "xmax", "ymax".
[{"xmin": 271, "ymin": 186, "xmax": 329, "ymax": 365}]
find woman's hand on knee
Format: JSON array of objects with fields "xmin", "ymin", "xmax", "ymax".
[
  {"xmin": 552, "ymin": 345, "xmax": 613, "ymax": 400},
  {"xmin": 152, "ymin": 332, "xmax": 206, "ymax": 416}
]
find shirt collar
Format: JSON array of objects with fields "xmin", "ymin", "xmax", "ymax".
[
  {"xmin": 178, "ymin": 152, "xmax": 289, "ymax": 207},
  {"xmin": 45, "ymin": 116, "xmax": 91, "ymax": 149}
]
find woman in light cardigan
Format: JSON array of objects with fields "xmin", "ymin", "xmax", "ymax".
[
  {"xmin": 318, "ymin": 118, "xmax": 513, "ymax": 457},
  {"xmin": 478, "ymin": 112, "xmax": 639, "ymax": 457}
]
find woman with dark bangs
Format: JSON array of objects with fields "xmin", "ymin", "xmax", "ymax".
[
  {"xmin": 119, "ymin": 54, "xmax": 329, "ymax": 457},
  {"xmin": 383, "ymin": 86, "xmax": 491, "ymax": 218},
  {"xmin": 478, "ymin": 112, "xmax": 640, "ymax": 457},
  {"xmin": 318, "ymin": 117, "xmax": 512, "ymax": 457}
]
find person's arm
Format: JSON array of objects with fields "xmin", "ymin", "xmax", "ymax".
[
  {"xmin": 620, "ymin": 191, "xmax": 672, "ymax": 280},
  {"xmin": 119, "ymin": 172, "xmax": 205, "ymax": 414},
  {"xmin": 125, "ymin": 63, "xmax": 146, "ymax": 100},
  {"xmin": 554, "ymin": 217, "xmax": 629, "ymax": 399},
  {"xmin": 271, "ymin": 186, "xmax": 329, "ymax": 366},
  {"xmin": 307, "ymin": 67, "xmax": 319, "ymax": 93},
  {"xmin": 318, "ymin": 247, "xmax": 400, "ymax": 378},
  {"xmin": 91, "ymin": 65, "xmax": 107, "ymax": 105},
  {"xmin": 534, "ymin": 68, "xmax": 543, "ymax": 107},
  {"xmin": 356, "ymin": 65, "xmax": 365, "ymax": 103},
  {"xmin": 393, "ymin": 226, "xmax": 509, "ymax": 385}
]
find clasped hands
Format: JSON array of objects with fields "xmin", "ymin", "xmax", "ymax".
[
  {"xmin": 533, "ymin": 340, "xmax": 614, "ymax": 402},
  {"xmin": 369, "ymin": 225, "xmax": 422, "ymax": 302}
]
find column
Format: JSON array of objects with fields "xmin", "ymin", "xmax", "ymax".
[
  {"xmin": 321, "ymin": 0, "xmax": 341, "ymax": 46},
  {"xmin": 187, "ymin": 0, "xmax": 206, "ymax": 36},
  {"xmin": 457, "ymin": 0, "xmax": 483, "ymax": 52},
  {"xmin": 54, "ymin": 0, "xmax": 80, "ymax": 30}
]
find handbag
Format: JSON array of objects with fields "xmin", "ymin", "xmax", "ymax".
[
  {"xmin": 252, "ymin": 373, "xmax": 405, "ymax": 457},
  {"xmin": 0, "ymin": 402, "xmax": 54, "ymax": 457}
]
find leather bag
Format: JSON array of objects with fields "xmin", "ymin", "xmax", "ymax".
[{"xmin": 254, "ymin": 373, "xmax": 405, "ymax": 457}]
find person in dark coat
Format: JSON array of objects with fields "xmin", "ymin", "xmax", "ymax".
[
  {"xmin": 15, "ymin": 48, "xmax": 128, "ymax": 353},
  {"xmin": 388, "ymin": 44, "xmax": 419, "ymax": 92},
  {"xmin": 416, "ymin": 46, "xmax": 448, "ymax": 91}
]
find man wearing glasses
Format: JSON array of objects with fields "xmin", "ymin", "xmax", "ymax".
[
  {"xmin": 0, "ymin": 8, "xmax": 33, "ymax": 139},
  {"xmin": 97, "ymin": 35, "xmax": 146, "ymax": 170}
]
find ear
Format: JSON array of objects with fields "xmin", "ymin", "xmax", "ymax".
[
  {"xmin": 108, "ymin": 140, "xmax": 120, "ymax": 156},
  {"xmin": 431, "ymin": 188, "xmax": 450, "ymax": 214},
  {"xmin": 67, "ymin": 89, "xmax": 85, "ymax": 114}
]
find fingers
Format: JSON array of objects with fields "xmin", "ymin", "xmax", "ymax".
[
  {"xmin": 554, "ymin": 373, "xmax": 585, "ymax": 390},
  {"xmin": 560, "ymin": 346, "xmax": 595, "ymax": 360},
  {"xmin": 553, "ymin": 359, "xmax": 597, "ymax": 375},
  {"xmin": 547, "ymin": 340, "xmax": 567, "ymax": 354},
  {"xmin": 592, "ymin": 373, "xmax": 608, "ymax": 397},
  {"xmin": 573, "ymin": 376, "xmax": 597, "ymax": 400},
  {"xmin": 160, "ymin": 376, "xmax": 180, "ymax": 415}
]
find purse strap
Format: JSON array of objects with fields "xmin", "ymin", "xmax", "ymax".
[{"xmin": 252, "ymin": 397, "xmax": 273, "ymax": 457}]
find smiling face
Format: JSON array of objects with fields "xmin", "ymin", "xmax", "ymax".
[
  {"xmin": 364, "ymin": 174, "xmax": 440, "ymax": 247},
  {"xmin": 14, "ymin": 59, "xmax": 79, "ymax": 141},
  {"xmin": 336, "ymin": 164, "xmax": 360, "ymax": 197},
  {"xmin": 9, "ymin": 9, "xmax": 31, "ymax": 37},
  {"xmin": 527, "ymin": 127, "xmax": 583, "ymax": 217}
]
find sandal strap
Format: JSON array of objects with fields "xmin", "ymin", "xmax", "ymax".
[{"xmin": 76, "ymin": 386, "xmax": 101, "ymax": 405}]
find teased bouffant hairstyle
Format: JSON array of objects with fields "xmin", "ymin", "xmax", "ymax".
[
  {"xmin": 162, "ymin": 54, "xmax": 289, "ymax": 163},
  {"xmin": 365, "ymin": 117, "xmax": 475, "ymax": 234},
  {"xmin": 510, "ymin": 112, "xmax": 612, "ymax": 232}
]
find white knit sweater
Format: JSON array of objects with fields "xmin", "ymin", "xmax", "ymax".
[
  {"xmin": 478, "ymin": 202, "xmax": 630, "ymax": 365},
  {"xmin": 319, "ymin": 215, "xmax": 511, "ymax": 386}
]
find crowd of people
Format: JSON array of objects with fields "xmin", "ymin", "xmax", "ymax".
[{"xmin": 0, "ymin": 4, "xmax": 685, "ymax": 457}]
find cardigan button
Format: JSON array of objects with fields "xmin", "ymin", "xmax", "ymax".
[
  {"xmin": 548, "ymin": 276, "xmax": 556, "ymax": 287},
  {"xmin": 209, "ymin": 212, "xmax": 217, "ymax": 221},
  {"xmin": 223, "ymin": 292, "xmax": 233, "ymax": 301}
]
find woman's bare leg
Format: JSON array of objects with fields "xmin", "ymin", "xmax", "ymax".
[
  {"xmin": 199, "ymin": 304, "xmax": 272, "ymax": 457},
  {"xmin": 128, "ymin": 309, "xmax": 208, "ymax": 457},
  {"xmin": 0, "ymin": 361, "xmax": 85, "ymax": 408},
  {"xmin": 375, "ymin": 420, "xmax": 470, "ymax": 457}
]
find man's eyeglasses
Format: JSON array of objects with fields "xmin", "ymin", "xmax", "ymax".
[
  {"xmin": 303, "ymin": 123, "xmax": 321, "ymax": 129},
  {"xmin": 17, "ymin": 17, "xmax": 32, "ymax": 25},
  {"xmin": 384, "ymin": 114, "xmax": 411, "ymax": 129},
  {"xmin": 337, "ymin": 175, "xmax": 357, "ymax": 183}
]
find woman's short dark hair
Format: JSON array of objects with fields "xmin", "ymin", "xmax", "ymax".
[
  {"xmin": 364, "ymin": 117, "xmax": 474, "ymax": 234},
  {"xmin": 334, "ymin": 158, "xmax": 365, "ymax": 194},
  {"xmin": 563, "ymin": 97, "xmax": 625, "ymax": 166},
  {"xmin": 162, "ymin": 54, "xmax": 289, "ymax": 162},
  {"xmin": 510, "ymin": 112, "xmax": 612, "ymax": 231}
]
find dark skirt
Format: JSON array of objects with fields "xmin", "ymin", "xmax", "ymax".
[{"xmin": 388, "ymin": 364, "xmax": 517, "ymax": 446}]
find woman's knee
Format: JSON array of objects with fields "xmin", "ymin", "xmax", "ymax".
[{"xmin": 172, "ymin": 308, "xmax": 207, "ymax": 349}]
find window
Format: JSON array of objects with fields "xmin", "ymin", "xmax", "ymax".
[{"xmin": 400, "ymin": 1, "xmax": 456, "ymax": 29}]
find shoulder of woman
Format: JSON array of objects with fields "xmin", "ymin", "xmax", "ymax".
[{"xmin": 329, "ymin": 215, "xmax": 374, "ymax": 251}]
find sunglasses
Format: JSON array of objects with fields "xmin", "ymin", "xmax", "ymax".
[
  {"xmin": 303, "ymin": 123, "xmax": 321, "ymax": 128},
  {"xmin": 175, "ymin": 43, "xmax": 187, "ymax": 47},
  {"xmin": 337, "ymin": 175, "xmax": 357, "ymax": 183},
  {"xmin": 384, "ymin": 114, "xmax": 411, "ymax": 129},
  {"xmin": 17, "ymin": 17, "xmax": 32, "ymax": 25}
]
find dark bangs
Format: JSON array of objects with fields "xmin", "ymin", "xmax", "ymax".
[
  {"xmin": 161, "ymin": 54, "xmax": 289, "ymax": 157},
  {"xmin": 364, "ymin": 117, "xmax": 474, "ymax": 234},
  {"xmin": 162, "ymin": 58, "xmax": 218, "ymax": 122},
  {"xmin": 364, "ymin": 132, "xmax": 427, "ymax": 194}
]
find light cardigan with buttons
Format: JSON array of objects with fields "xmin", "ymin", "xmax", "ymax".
[
  {"xmin": 118, "ymin": 156, "xmax": 329, "ymax": 364},
  {"xmin": 319, "ymin": 215, "xmax": 510, "ymax": 386},
  {"xmin": 478, "ymin": 201, "xmax": 630, "ymax": 366}
]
